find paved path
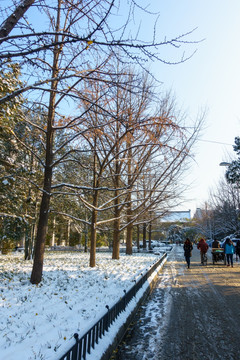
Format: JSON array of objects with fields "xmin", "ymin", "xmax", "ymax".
[{"xmin": 114, "ymin": 245, "xmax": 240, "ymax": 360}]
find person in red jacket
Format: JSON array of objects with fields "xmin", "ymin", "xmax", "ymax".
[{"xmin": 197, "ymin": 238, "xmax": 209, "ymax": 265}]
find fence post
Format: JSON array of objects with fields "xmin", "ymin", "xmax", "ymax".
[
  {"xmin": 83, "ymin": 334, "xmax": 87, "ymax": 360},
  {"xmin": 133, "ymin": 280, "xmax": 137, "ymax": 296},
  {"xmin": 123, "ymin": 289, "xmax": 127, "ymax": 310},
  {"xmin": 105, "ymin": 305, "xmax": 110, "ymax": 331},
  {"xmin": 72, "ymin": 333, "xmax": 79, "ymax": 360}
]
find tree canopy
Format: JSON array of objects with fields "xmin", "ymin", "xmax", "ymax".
[{"xmin": 0, "ymin": 0, "xmax": 203, "ymax": 284}]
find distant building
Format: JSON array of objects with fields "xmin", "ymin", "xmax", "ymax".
[{"xmin": 161, "ymin": 210, "xmax": 191, "ymax": 222}]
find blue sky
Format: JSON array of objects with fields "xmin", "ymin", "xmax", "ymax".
[{"xmin": 137, "ymin": 0, "xmax": 240, "ymax": 214}]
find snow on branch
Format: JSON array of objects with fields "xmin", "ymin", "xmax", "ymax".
[{"xmin": 49, "ymin": 211, "xmax": 91, "ymax": 226}]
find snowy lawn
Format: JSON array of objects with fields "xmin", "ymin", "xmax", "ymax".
[{"xmin": 0, "ymin": 250, "xmax": 167, "ymax": 360}]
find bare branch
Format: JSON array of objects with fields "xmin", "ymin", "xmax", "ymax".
[{"xmin": 0, "ymin": 0, "xmax": 35, "ymax": 41}]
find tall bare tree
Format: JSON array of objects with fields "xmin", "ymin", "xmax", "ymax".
[
  {"xmin": 78, "ymin": 67, "xmax": 203, "ymax": 259},
  {"xmin": 209, "ymin": 177, "xmax": 240, "ymax": 237}
]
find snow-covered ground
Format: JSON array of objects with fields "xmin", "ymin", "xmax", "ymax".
[{"xmin": 0, "ymin": 248, "xmax": 169, "ymax": 360}]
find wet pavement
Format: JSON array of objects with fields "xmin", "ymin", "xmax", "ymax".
[{"xmin": 111, "ymin": 245, "xmax": 240, "ymax": 360}]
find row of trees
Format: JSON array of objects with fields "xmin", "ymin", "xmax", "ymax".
[
  {"xmin": 194, "ymin": 137, "xmax": 240, "ymax": 240},
  {"xmin": 0, "ymin": 0, "xmax": 202, "ymax": 283}
]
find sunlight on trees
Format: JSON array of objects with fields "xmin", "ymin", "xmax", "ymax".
[{"xmin": 0, "ymin": 0, "xmax": 203, "ymax": 283}]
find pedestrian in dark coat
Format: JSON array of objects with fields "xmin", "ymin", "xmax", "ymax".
[
  {"xmin": 212, "ymin": 239, "xmax": 220, "ymax": 249},
  {"xmin": 183, "ymin": 238, "xmax": 193, "ymax": 269}
]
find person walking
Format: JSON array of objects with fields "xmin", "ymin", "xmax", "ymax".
[
  {"xmin": 197, "ymin": 238, "xmax": 209, "ymax": 265},
  {"xmin": 183, "ymin": 238, "xmax": 193, "ymax": 269},
  {"xmin": 223, "ymin": 237, "xmax": 235, "ymax": 267}
]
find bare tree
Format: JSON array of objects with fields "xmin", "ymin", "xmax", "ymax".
[
  {"xmin": 118, "ymin": 97, "xmax": 203, "ymax": 255},
  {"xmin": 86, "ymin": 76, "xmax": 203, "ymax": 258},
  {"xmin": 70, "ymin": 68, "xmax": 150, "ymax": 265},
  {"xmin": 209, "ymin": 177, "xmax": 240, "ymax": 237}
]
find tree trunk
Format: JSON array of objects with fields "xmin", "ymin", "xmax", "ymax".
[
  {"xmin": 24, "ymin": 226, "xmax": 30, "ymax": 260},
  {"xmin": 112, "ymin": 214, "xmax": 121, "ymax": 259},
  {"xmin": 0, "ymin": 0, "xmax": 35, "ymax": 41},
  {"xmin": 112, "ymin": 158, "xmax": 121, "ymax": 259},
  {"xmin": 126, "ymin": 125, "xmax": 133, "ymax": 255},
  {"xmin": 148, "ymin": 222, "xmax": 152, "ymax": 249},
  {"xmin": 137, "ymin": 224, "xmax": 140, "ymax": 251},
  {"xmin": 126, "ymin": 222, "xmax": 133, "ymax": 255},
  {"xmin": 90, "ymin": 207, "xmax": 98, "ymax": 267},
  {"xmin": 84, "ymin": 222, "xmax": 88, "ymax": 252},
  {"xmin": 59, "ymin": 223, "xmax": 64, "ymax": 245},
  {"xmin": 30, "ymin": 120, "xmax": 54, "ymax": 284},
  {"xmin": 143, "ymin": 223, "xmax": 147, "ymax": 249},
  {"xmin": 89, "ymin": 139, "xmax": 99, "ymax": 267},
  {"xmin": 30, "ymin": 2, "xmax": 61, "ymax": 284},
  {"xmin": 67, "ymin": 220, "xmax": 71, "ymax": 246},
  {"xmin": 30, "ymin": 185, "xmax": 51, "ymax": 283},
  {"xmin": 29, "ymin": 222, "xmax": 35, "ymax": 259},
  {"xmin": 125, "ymin": 190, "xmax": 133, "ymax": 254},
  {"xmin": 51, "ymin": 216, "xmax": 56, "ymax": 247},
  {"xmin": 125, "ymin": 189, "xmax": 133, "ymax": 254}
]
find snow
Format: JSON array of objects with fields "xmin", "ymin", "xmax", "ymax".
[{"xmin": 0, "ymin": 249, "xmax": 170, "ymax": 360}]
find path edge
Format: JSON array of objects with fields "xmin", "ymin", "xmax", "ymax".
[{"xmin": 100, "ymin": 256, "xmax": 167, "ymax": 360}]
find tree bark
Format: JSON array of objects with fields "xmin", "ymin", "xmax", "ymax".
[
  {"xmin": 51, "ymin": 217, "xmax": 56, "ymax": 247},
  {"xmin": 90, "ymin": 207, "xmax": 98, "ymax": 267},
  {"xmin": 112, "ymin": 162, "xmax": 120, "ymax": 259},
  {"xmin": 30, "ymin": 187, "xmax": 51, "ymax": 283},
  {"xmin": 126, "ymin": 118, "xmax": 133, "ymax": 255},
  {"xmin": 84, "ymin": 222, "xmax": 88, "ymax": 252},
  {"xmin": 137, "ymin": 224, "xmax": 140, "ymax": 251},
  {"xmin": 30, "ymin": 104, "xmax": 55, "ymax": 283},
  {"xmin": 112, "ymin": 154, "xmax": 121, "ymax": 259},
  {"xmin": 30, "ymin": 1, "xmax": 61, "ymax": 284},
  {"xmin": 126, "ymin": 221, "xmax": 133, "ymax": 255},
  {"xmin": 148, "ymin": 221, "xmax": 152, "ymax": 249},
  {"xmin": 112, "ymin": 214, "xmax": 121, "ymax": 259},
  {"xmin": 126, "ymin": 183, "xmax": 133, "ymax": 254},
  {"xmin": 0, "ymin": 0, "xmax": 35, "ymax": 41},
  {"xmin": 143, "ymin": 223, "xmax": 147, "ymax": 249},
  {"xmin": 90, "ymin": 140, "xmax": 99, "ymax": 267}
]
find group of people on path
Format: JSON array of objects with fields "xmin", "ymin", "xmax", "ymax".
[{"xmin": 183, "ymin": 237, "xmax": 240, "ymax": 269}]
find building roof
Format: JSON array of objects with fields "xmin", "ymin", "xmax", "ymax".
[{"xmin": 161, "ymin": 210, "xmax": 191, "ymax": 222}]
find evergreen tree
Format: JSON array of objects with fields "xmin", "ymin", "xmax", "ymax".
[
  {"xmin": 0, "ymin": 67, "xmax": 44, "ymax": 255},
  {"xmin": 0, "ymin": 62, "xmax": 25, "ymax": 252},
  {"xmin": 226, "ymin": 137, "xmax": 240, "ymax": 185}
]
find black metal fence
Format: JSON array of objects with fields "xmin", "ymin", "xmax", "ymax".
[
  {"xmin": 49, "ymin": 246, "xmax": 148, "ymax": 253},
  {"xmin": 59, "ymin": 253, "xmax": 167, "ymax": 360}
]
